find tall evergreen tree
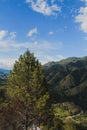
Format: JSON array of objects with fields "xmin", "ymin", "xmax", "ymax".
[{"xmin": 7, "ymin": 50, "xmax": 51, "ymax": 130}]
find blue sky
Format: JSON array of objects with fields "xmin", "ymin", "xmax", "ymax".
[{"xmin": 0, "ymin": 0, "xmax": 87, "ymax": 69}]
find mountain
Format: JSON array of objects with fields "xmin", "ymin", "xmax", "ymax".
[
  {"xmin": 0, "ymin": 59, "xmax": 87, "ymax": 129},
  {"xmin": 44, "ymin": 56, "xmax": 87, "ymax": 110},
  {"xmin": 0, "ymin": 69, "xmax": 9, "ymax": 100},
  {"xmin": 0, "ymin": 69, "xmax": 10, "ymax": 87},
  {"xmin": 0, "ymin": 68, "xmax": 10, "ymax": 74},
  {"xmin": 0, "ymin": 72, "xmax": 7, "ymax": 87}
]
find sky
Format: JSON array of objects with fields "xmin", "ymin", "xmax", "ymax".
[{"xmin": 0, "ymin": 0, "xmax": 87, "ymax": 69}]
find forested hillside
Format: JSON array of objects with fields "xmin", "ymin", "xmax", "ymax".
[
  {"xmin": 1, "ymin": 55, "xmax": 87, "ymax": 129},
  {"xmin": 43, "ymin": 56, "xmax": 87, "ymax": 129},
  {"xmin": 44, "ymin": 56, "xmax": 87, "ymax": 110}
]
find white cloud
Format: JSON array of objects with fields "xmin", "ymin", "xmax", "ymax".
[
  {"xmin": 0, "ymin": 40, "xmax": 19, "ymax": 52},
  {"xmin": 0, "ymin": 29, "xmax": 63, "ymax": 68},
  {"xmin": 25, "ymin": 0, "xmax": 61, "ymax": 16},
  {"xmin": 41, "ymin": 54, "xmax": 65, "ymax": 64},
  {"xmin": 0, "ymin": 37, "xmax": 63, "ymax": 68},
  {"xmin": 75, "ymin": 7, "xmax": 87, "ymax": 33},
  {"xmin": 0, "ymin": 30, "xmax": 16, "ymax": 40},
  {"xmin": 81, "ymin": 0, "xmax": 87, "ymax": 3},
  {"xmin": 0, "ymin": 54, "xmax": 65, "ymax": 69},
  {"xmin": 0, "ymin": 58, "xmax": 16, "ymax": 69},
  {"xmin": 27, "ymin": 27, "xmax": 38, "ymax": 37},
  {"xmin": 49, "ymin": 31, "xmax": 54, "ymax": 35},
  {"xmin": 0, "ymin": 30, "xmax": 8, "ymax": 40},
  {"xmin": 8, "ymin": 40, "xmax": 62, "ymax": 52},
  {"xmin": 75, "ymin": 0, "xmax": 87, "ymax": 33},
  {"xmin": 9, "ymin": 32, "xmax": 16, "ymax": 39}
]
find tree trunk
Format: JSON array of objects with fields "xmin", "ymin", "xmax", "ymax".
[{"xmin": 25, "ymin": 109, "xmax": 28, "ymax": 130}]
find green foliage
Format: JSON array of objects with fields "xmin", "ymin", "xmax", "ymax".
[
  {"xmin": 54, "ymin": 102, "xmax": 81, "ymax": 118},
  {"xmin": 54, "ymin": 107, "xmax": 70, "ymax": 118},
  {"xmin": 0, "ymin": 86, "xmax": 6, "ymax": 102},
  {"xmin": 1, "ymin": 55, "xmax": 87, "ymax": 129},
  {"xmin": 44, "ymin": 56, "xmax": 87, "ymax": 109},
  {"xmin": 63, "ymin": 120, "xmax": 77, "ymax": 130},
  {"xmin": 6, "ymin": 50, "xmax": 51, "ymax": 129}
]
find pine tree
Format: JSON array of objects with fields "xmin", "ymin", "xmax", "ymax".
[{"xmin": 7, "ymin": 50, "xmax": 50, "ymax": 130}]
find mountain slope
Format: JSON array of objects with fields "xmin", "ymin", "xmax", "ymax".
[{"xmin": 44, "ymin": 56, "xmax": 87, "ymax": 110}]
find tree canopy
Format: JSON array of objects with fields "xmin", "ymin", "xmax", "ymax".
[{"xmin": 6, "ymin": 50, "xmax": 51, "ymax": 130}]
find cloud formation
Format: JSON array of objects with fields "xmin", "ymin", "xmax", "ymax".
[
  {"xmin": 0, "ymin": 58, "xmax": 16, "ymax": 69},
  {"xmin": 0, "ymin": 28, "xmax": 63, "ymax": 69},
  {"xmin": 0, "ymin": 36, "xmax": 63, "ymax": 68},
  {"xmin": 0, "ymin": 30, "xmax": 16, "ymax": 40},
  {"xmin": 25, "ymin": 0, "xmax": 61, "ymax": 16},
  {"xmin": 49, "ymin": 31, "xmax": 54, "ymax": 35},
  {"xmin": 40, "ymin": 54, "xmax": 65, "ymax": 64},
  {"xmin": 0, "ymin": 30, "xmax": 8, "ymax": 40},
  {"xmin": 9, "ymin": 32, "xmax": 16, "ymax": 39},
  {"xmin": 27, "ymin": 27, "xmax": 38, "ymax": 37},
  {"xmin": 75, "ymin": 0, "xmax": 87, "ymax": 33},
  {"xmin": 81, "ymin": 0, "xmax": 87, "ymax": 2}
]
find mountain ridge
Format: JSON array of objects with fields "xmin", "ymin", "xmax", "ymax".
[
  {"xmin": 0, "ymin": 68, "xmax": 10, "ymax": 74},
  {"xmin": 44, "ymin": 56, "xmax": 87, "ymax": 110},
  {"xmin": 1, "ymin": 56, "xmax": 87, "ymax": 110}
]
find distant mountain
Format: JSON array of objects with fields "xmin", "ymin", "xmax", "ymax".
[
  {"xmin": 0, "ymin": 69, "xmax": 10, "ymax": 87},
  {"xmin": 0, "ymin": 72, "xmax": 7, "ymax": 87},
  {"xmin": 0, "ymin": 69, "xmax": 10, "ymax": 100},
  {"xmin": 44, "ymin": 56, "xmax": 87, "ymax": 110},
  {"xmin": 0, "ymin": 68, "xmax": 10, "ymax": 74}
]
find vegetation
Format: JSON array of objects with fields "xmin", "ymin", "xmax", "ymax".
[
  {"xmin": 0, "ymin": 50, "xmax": 53, "ymax": 130},
  {"xmin": 44, "ymin": 56, "xmax": 87, "ymax": 109},
  {"xmin": 1, "ymin": 54, "xmax": 87, "ymax": 129},
  {"xmin": 43, "ymin": 56, "xmax": 87, "ymax": 129}
]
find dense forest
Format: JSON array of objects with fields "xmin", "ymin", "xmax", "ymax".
[{"xmin": 0, "ymin": 51, "xmax": 87, "ymax": 130}]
